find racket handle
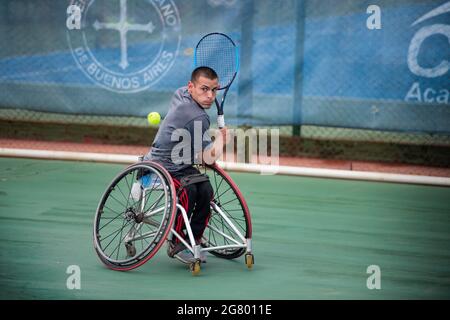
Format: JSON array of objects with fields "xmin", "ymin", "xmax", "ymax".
[{"xmin": 217, "ymin": 115, "xmax": 225, "ymax": 129}]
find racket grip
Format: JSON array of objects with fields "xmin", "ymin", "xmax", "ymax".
[{"xmin": 217, "ymin": 115, "xmax": 225, "ymax": 129}]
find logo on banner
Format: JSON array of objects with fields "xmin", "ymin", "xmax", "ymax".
[
  {"xmin": 207, "ymin": 0, "xmax": 237, "ymax": 8},
  {"xmin": 405, "ymin": 2, "xmax": 449, "ymax": 104},
  {"xmin": 67, "ymin": 0, "xmax": 181, "ymax": 93}
]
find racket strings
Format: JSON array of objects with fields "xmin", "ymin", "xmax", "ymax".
[{"xmin": 195, "ymin": 35, "xmax": 237, "ymax": 89}]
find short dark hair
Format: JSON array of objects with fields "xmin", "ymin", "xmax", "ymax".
[{"xmin": 191, "ymin": 66, "xmax": 218, "ymax": 82}]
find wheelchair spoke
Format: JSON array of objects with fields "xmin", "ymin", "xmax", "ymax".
[
  {"xmin": 205, "ymin": 214, "xmax": 237, "ymax": 252},
  {"xmin": 210, "ymin": 213, "xmax": 238, "ymax": 239},
  {"xmin": 209, "ymin": 218, "xmax": 229, "ymax": 246},
  {"xmin": 205, "ymin": 222, "xmax": 219, "ymax": 249},
  {"xmin": 117, "ymin": 178, "xmax": 140, "ymax": 209},
  {"xmin": 214, "ymin": 204, "xmax": 246, "ymax": 224},
  {"xmin": 144, "ymin": 190, "xmax": 164, "ymax": 214},
  {"xmin": 218, "ymin": 197, "xmax": 240, "ymax": 207},
  {"xmin": 108, "ymin": 192, "xmax": 132, "ymax": 210},
  {"xmin": 101, "ymin": 219, "xmax": 132, "ymax": 253},
  {"xmin": 215, "ymin": 185, "xmax": 234, "ymax": 202},
  {"xmin": 123, "ymin": 172, "xmax": 135, "ymax": 199},
  {"xmin": 99, "ymin": 226, "xmax": 124, "ymax": 243},
  {"xmin": 110, "ymin": 225, "xmax": 133, "ymax": 260},
  {"xmin": 212, "ymin": 171, "xmax": 225, "ymax": 200},
  {"xmin": 101, "ymin": 204, "xmax": 123, "ymax": 219},
  {"xmin": 118, "ymin": 173, "xmax": 138, "ymax": 204},
  {"xmin": 115, "ymin": 219, "xmax": 129, "ymax": 260},
  {"xmin": 114, "ymin": 180, "xmax": 130, "ymax": 204},
  {"xmin": 98, "ymin": 207, "xmax": 125, "ymax": 231}
]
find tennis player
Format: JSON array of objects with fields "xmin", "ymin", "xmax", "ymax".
[{"xmin": 144, "ymin": 66, "xmax": 230, "ymax": 263}]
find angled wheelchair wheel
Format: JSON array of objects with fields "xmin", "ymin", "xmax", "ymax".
[
  {"xmin": 93, "ymin": 161, "xmax": 177, "ymax": 271},
  {"xmin": 197, "ymin": 163, "xmax": 252, "ymax": 260}
]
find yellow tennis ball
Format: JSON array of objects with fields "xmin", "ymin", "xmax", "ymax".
[{"xmin": 147, "ymin": 112, "xmax": 161, "ymax": 126}]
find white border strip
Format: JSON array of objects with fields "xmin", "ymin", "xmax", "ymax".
[
  {"xmin": 1, "ymin": 148, "xmax": 449, "ymax": 187},
  {"xmin": 0, "ymin": 148, "xmax": 138, "ymax": 164},
  {"xmin": 217, "ymin": 162, "xmax": 450, "ymax": 187}
]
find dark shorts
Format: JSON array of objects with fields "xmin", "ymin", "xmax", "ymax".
[{"xmin": 170, "ymin": 166, "xmax": 214, "ymax": 240}]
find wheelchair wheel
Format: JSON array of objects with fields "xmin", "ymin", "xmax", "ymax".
[
  {"xmin": 197, "ymin": 163, "xmax": 252, "ymax": 260},
  {"xmin": 93, "ymin": 161, "xmax": 176, "ymax": 271}
]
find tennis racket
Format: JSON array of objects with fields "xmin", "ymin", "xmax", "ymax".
[{"xmin": 194, "ymin": 32, "xmax": 239, "ymax": 129}]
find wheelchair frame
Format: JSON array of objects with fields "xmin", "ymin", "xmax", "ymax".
[{"xmin": 93, "ymin": 160, "xmax": 254, "ymax": 275}]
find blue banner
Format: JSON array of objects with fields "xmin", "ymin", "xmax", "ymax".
[{"xmin": 0, "ymin": 0, "xmax": 448, "ymax": 133}]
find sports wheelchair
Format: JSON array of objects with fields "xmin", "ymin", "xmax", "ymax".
[{"xmin": 93, "ymin": 160, "xmax": 254, "ymax": 275}]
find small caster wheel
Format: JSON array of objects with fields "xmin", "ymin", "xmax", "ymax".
[
  {"xmin": 190, "ymin": 260, "xmax": 201, "ymax": 276},
  {"xmin": 245, "ymin": 253, "xmax": 254, "ymax": 269},
  {"xmin": 125, "ymin": 242, "xmax": 136, "ymax": 257}
]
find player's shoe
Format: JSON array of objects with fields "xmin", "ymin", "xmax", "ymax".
[
  {"xmin": 175, "ymin": 249, "xmax": 197, "ymax": 264},
  {"xmin": 167, "ymin": 241, "xmax": 186, "ymax": 258},
  {"xmin": 167, "ymin": 240, "xmax": 207, "ymax": 264},
  {"xmin": 167, "ymin": 241, "xmax": 195, "ymax": 264}
]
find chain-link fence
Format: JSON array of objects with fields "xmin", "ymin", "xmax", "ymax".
[{"xmin": 0, "ymin": 0, "xmax": 449, "ymax": 166}]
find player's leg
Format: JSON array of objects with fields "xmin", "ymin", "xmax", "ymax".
[
  {"xmin": 167, "ymin": 183, "xmax": 204, "ymax": 263},
  {"xmin": 167, "ymin": 170, "xmax": 199, "ymax": 262},
  {"xmin": 191, "ymin": 180, "xmax": 214, "ymax": 240},
  {"xmin": 167, "ymin": 167, "xmax": 211, "ymax": 263},
  {"xmin": 170, "ymin": 182, "xmax": 197, "ymax": 242}
]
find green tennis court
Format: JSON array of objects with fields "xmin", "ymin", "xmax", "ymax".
[{"xmin": 0, "ymin": 157, "xmax": 449, "ymax": 299}]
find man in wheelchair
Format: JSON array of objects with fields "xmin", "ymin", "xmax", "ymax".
[{"xmin": 143, "ymin": 66, "xmax": 231, "ymax": 264}]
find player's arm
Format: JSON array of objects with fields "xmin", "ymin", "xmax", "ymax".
[
  {"xmin": 187, "ymin": 117, "xmax": 230, "ymax": 165},
  {"xmin": 202, "ymin": 127, "xmax": 230, "ymax": 165}
]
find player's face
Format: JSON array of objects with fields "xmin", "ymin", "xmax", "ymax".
[{"xmin": 188, "ymin": 76, "xmax": 219, "ymax": 109}]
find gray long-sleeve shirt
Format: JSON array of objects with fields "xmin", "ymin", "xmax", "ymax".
[{"xmin": 144, "ymin": 87, "xmax": 213, "ymax": 173}]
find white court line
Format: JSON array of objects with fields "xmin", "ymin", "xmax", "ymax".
[{"xmin": 0, "ymin": 148, "xmax": 449, "ymax": 187}]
